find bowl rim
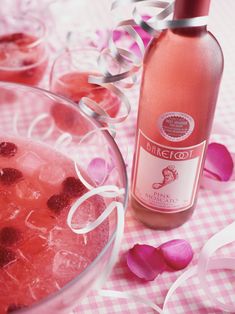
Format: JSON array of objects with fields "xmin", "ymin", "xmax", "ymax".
[{"xmin": 0, "ymin": 81, "xmax": 129, "ymax": 313}]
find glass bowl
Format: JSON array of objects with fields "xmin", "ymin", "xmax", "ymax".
[{"xmin": 0, "ymin": 81, "xmax": 128, "ymax": 313}]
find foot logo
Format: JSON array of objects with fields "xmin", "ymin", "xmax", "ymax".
[{"xmin": 152, "ymin": 165, "xmax": 178, "ymax": 190}]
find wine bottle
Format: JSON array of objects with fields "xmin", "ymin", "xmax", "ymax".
[{"xmin": 131, "ymin": 0, "xmax": 224, "ymax": 229}]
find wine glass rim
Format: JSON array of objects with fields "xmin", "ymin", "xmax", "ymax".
[
  {"xmin": 50, "ymin": 47, "xmax": 102, "ymax": 89},
  {"xmin": 0, "ymin": 81, "xmax": 129, "ymax": 313},
  {"xmin": 52, "ymin": 47, "xmax": 101, "ymax": 68},
  {"xmin": 0, "ymin": 14, "xmax": 47, "ymax": 55}
]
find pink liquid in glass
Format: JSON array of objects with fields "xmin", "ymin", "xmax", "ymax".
[
  {"xmin": 0, "ymin": 136, "xmax": 108, "ymax": 313},
  {"xmin": 52, "ymin": 72, "xmax": 121, "ymax": 118},
  {"xmin": 0, "ymin": 33, "xmax": 48, "ymax": 86}
]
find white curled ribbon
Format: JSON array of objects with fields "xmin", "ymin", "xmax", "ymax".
[
  {"xmin": 54, "ymin": 132, "xmax": 73, "ymax": 149},
  {"xmin": 67, "ymin": 185, "xmax": 125, "ymax": 288},
  {"xmin": 197, "ymin": 221, "xmax": 235, "ymax": 313},
  {"xmin": 99, "ymin": 221, "xmax": 235, "ymax": 313},
  {"xmin": 27, "ymin": 113, "xmax": 55, "ymax": 140}
]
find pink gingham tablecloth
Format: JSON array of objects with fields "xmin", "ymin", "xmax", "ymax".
[{"xmin": 73, "ymin": 1, "xmax": 235, "ymax": 313}]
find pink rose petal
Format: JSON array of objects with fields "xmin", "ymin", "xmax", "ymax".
[
  {"xmin": 87, "ymin": 158, "xmax": 107, "ymax": 185},
  {"xmin": 126, "ymin": 244, "xmax": 166, "ymax": 281},
  {"xmin": 204, "ymin": 143, "xmax": 234, "ymax": 181},
  {"xmin": 158, "ymin": 239, "xmax": 193, "ymax": 271}
]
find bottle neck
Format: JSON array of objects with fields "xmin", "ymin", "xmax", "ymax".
[
  {"xmin": 173, "ymin": 0, "xmax": 210, "ymax": 35},
  {"xmin": 173, "ymin": 0, "xmax": 211, "ymax": 19}
]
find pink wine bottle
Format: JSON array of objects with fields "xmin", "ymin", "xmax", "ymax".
[{"xmin": 131, "ymin": 0, "xmax": 224, "ymax": 229}]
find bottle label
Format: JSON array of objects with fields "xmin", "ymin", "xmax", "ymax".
[
  {"xmin": 158, "ymin": 112, "xmax": 195, "ymax": 142},
  {"xmin": 132, "ymin": 130, "xmax": 206, "ymax": 213}
]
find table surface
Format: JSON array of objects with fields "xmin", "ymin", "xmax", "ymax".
[{"xmin": 69, "ymin": 1, "xmax": 235, "ymax": 313}]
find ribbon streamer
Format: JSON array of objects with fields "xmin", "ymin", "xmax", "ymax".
[
  {"xmin": 27, "ymin": 113, "xmax": 54, "ymax": 140},
  {"xmin": 197, "ymin": 221, "xmax": 235, "ymax": 313}
]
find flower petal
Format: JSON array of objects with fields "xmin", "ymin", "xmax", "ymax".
[
  {"xmin": 204, "ymin": 143, "xmax": 234, "ymax": 181},
  {"xmin": 126, "ymin": 244, "xmax": 166, "ymax": 281},
  {"xmin": 87, "ymin": 158, "xmax": 107, "ymax": 185},
  {"xmin": 113, "ymin": 30, "xmax": 123, "ymax": 42},
  {"xmin": 158, "ymin": 239, "xmax": 193, "ymax": 271}
]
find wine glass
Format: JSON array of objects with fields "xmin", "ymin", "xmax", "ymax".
[
  {"xmin": 50, "ymin": 48, "xmax": 121, "ymax": 118},
  {"xmin": 0, "ymin": 15, "xmax": 48, "ymax": 86}
]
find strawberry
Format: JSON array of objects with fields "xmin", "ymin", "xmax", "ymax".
[
  {"xmin": 0, "ymin": 168, "xmax": 23, "ymax": 185},
  {"xmin": 7, "ymin": 304, "xmax": 26, "ymax": 313},
  {"xmin": 62, "ymin": 176, "xmax": 87, "ymax": 198},
  {"xmin": 0, "ymin": 142, "xmax": 18, "ymax": 157},
  {"xmin": 0, "ymin": 227, "xmax": 21, "ymax": 246},
  {"xmin": 0, "ymin": 33, "xmax": 24, "ymax": 44},
  {"xmin": 0, "ymin": 246, "xmax": 16, "ymax": 267},
  {"xmin": 11, "ymin": 33, "xmax": 25, "ymax": 43},
  {"xmin": 22, "ymin": 59, "xmax": 35, "ymax": 66},
  {"xmin": 47, "ymin": 193, "xmax": 70, "ymax": 214},
  {"xmin": 14, "ymin": 33, "xmax": 35, "ymax": 46},
  {"xmin": 0, "ymin": 34, "xmax": 13, "ymax": 44}
]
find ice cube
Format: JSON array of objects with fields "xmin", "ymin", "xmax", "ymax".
[
  {"xmin": 15, "ymin": 180, "xmax": 41, "ymax": 200},
  {"xmin": 0, "ymin": 202, "xmax": 22, "ymax": 221},
  {"xmin": 31, "ymin": 249, "xmax": 55, "ymax": 276},
  {"xmin": 16, "ymin": 152, "xmax": 45, "ymax": 175},
  {"xmin": 48, "ymin": 226, "xmax": 85, "ymax": 249},
  {"xmin": 25, "ymin": 210, "xmax": 56, "ymax": 233},
  {"xmin": 39, "ymin": 164, "xmax": 65, "ymax": 185},
  {"xmin": 4, "ymin": 258, "xmax": 33, "ymax": 285},
  {"xmin": 52, "ymin": 250, "xmax": 89, "ymax": 277},
  {"xmin": 71, "ymin": 200, "xmax": 97, "ymax": 229},
  {"xmin": 18, "ymin": 235, "xmax": 48, "ymax": 260}
]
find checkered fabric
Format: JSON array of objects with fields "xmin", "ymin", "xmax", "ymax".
[{"xmin": 2, "ymin": 0, "xmax": 233, "ymax": 313}]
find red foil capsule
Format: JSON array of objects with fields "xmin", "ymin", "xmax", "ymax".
[{"xmin": 173, "ymin": 0, "xmax": 211, "ymax": 19}]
